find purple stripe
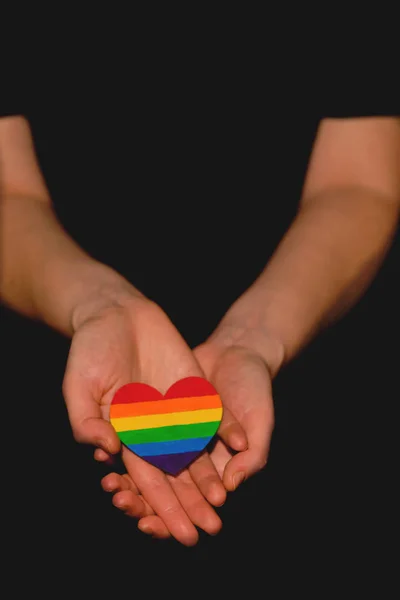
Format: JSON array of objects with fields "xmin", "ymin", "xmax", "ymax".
[{"xmin": 142, "ymin": 451, "xmax": 201, "ymax": 475}]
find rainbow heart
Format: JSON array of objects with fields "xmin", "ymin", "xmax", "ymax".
[{"xmin": 109, "ymin": 377, "xmax": 223, "ymax": 475}]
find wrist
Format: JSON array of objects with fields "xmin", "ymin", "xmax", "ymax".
[
  {"xmin": 69, "ymin": 265, "xmax": 146, "ymax": 333},
  {"xmin": 209, "ymin": 312, "xmax": 285, "ymax": 379}
]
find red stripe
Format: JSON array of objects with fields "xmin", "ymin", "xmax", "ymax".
[
  {"xmin": 112, "ymin": 383, "xmax": 163, "ymax": 405},
  {"xmin": 165, "ymin": 377, "xmax": 218, "ymax": 399}
]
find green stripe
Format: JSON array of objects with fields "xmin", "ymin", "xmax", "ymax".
[{"xmin": 119, "ymin": 421, "xmax": 220, "ymax": 445}]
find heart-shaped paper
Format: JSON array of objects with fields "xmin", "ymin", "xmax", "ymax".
[{"xmin": 109, "ymin": 377, "xmax": 223, "ymax": 475}]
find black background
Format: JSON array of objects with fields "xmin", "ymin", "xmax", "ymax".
[
  {"xmin": 2, "ymin": 231, "xmax": 399, "ymax": 582},
  {"xmin": 1, "ymin": 33, "xmax": 399, "ymax": 585}
]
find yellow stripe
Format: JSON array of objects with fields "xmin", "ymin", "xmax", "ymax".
[{"xmin": 111, "ymin": 407, "xmax": 223, "ymax": 432}]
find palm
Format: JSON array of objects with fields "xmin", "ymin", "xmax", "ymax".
[
  {"xmin": 63, "ymin": 300, "xmax": 231, "ymax": 546},
  {"xmin": 67, "ymin": 303, "xmax": 197, "ymax": 416},
  {"xmin": 105, "ymin": 335, "xmax": 275, "ymax": 539},
  {"xmin": 193, "ymin": 341, "xmax": 275, "ymax": 486}
]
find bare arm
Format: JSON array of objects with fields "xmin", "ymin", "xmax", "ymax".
[
  {"xmin": 0, "ymin": 116, "xmax": 231, "ymax": 542},
  {"xmin": 0, "ymin": 116, "xmax": 142, "ymax": 336},
  {"xmin": 213, "ymin": 117, "xmax": 400, "ymax": 374}
]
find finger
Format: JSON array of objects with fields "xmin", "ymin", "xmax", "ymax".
[
  {"xmin": 168, "ymin": 469, "xmax": 223, "ymax": 536},
  {"xmin": 138, "ymin": 516, "xmax": 171, "ymax": 539},
  {"xmin": 62, "ymin": 374, "xmax": 120, "ymax": 455},
  {"xmin": 102, "ymin": 472, "xmax": 157, "ymax": 519},
  {"xmin": 217, "ymin": 406, "xmax": 248, "ymax": 452},
  {"xmin": 222, "ymin": 401, "xmax": 274, "ymax": 492},
  {"xmin": 101, "ymin": 472, "xmax": 140, "ymax": 495},
  {"xmin": 188, "ymin": 452, "xmax": 227, "ymax": 507},
  {"xmin": 212, "ymin": 348, "xmax": 274, "ymax": 491},
  {"xmin": 94, "ymin": 448, "xmax": 114, "ymax": 463},
  {"xmin": 208, "ymin": 439, "xmax": 235, "ymax": 479},
  {"xmin": 122, "ymin": 447, "xmax": 200, "ymax": 546},
  {"xmin": 112, "ymin": 491, "xmax": 150, "ymax": 519}
]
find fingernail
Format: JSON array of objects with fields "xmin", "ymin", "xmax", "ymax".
[{"xmin": 233, "ymin": 471, "xmax": 245, "ymax": 489}]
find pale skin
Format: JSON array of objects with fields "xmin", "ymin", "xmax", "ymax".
[{"xmin": 1, "ymin": 115, "xmax": 399, "ymax": 543}]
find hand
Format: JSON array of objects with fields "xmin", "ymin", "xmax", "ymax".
[
  {"xmin": 106, "ymin": 318, "xmax": 283, "ymax": 539},
  {"xmin": 193, "ymin": 322, "xmax": 283, "ymax": 491},
  {"xmin": 62, "ymin": 292, "xmax": 246, "ymax": 545}
]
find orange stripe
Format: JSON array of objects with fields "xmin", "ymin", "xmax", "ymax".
[{"xmin": 109, "ymin": 394, "xmax": 221, "ymax": 418}]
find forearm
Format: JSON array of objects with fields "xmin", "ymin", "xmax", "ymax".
[
  {"xmin": 0, "ymin": 194, "xmax": 142, "ymax": 336},
  {"xmin": 218, "ymin": 187, "xmax": 400, "ymax": 373}
]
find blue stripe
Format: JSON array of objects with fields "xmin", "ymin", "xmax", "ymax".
[{"xmin": 126, "ymin": 436, "xmax": 212, "ymax": 456}]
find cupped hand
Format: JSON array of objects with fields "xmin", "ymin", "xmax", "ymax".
[
  {"xmin": 193, "ymin": 323, "xmax": 283, "ymax": 491},
  {"xmin": 62, "ymin": 293, "xmax": 247, "ymax": 545},
  {"xmin": 106, "ymin": 317, "xmax": 284, "ymax": 539}
]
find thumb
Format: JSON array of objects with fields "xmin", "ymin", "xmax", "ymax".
[
  {"xmin": 211, "ymin": 347, "xmax": 274, "ymax": 491},
  {"xmin": 62, "ymin": 374, "xmax": 121, "ymax": 455},
  {"xmin": 217, "ymin": 405, "xmax": 248, "ymax": 452}
]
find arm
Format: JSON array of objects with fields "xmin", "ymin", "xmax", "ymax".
[
  {"xmin": 0, "ymin": 116, "xmax": 143, "ymax": 335},
  {"xmin": 93, "ymin": 116, "xmax": 400, "ymax": 504},
  {"xmin": 0, "ymin": 116, "xmax": 235, "ymax": 545},
  {"xmin": 213, "ymin": 116, "xmax": 400, "ymax": 373},
  {"xmin": 185, "ymin": 116, "xmax": 400, "ymax": 492}
]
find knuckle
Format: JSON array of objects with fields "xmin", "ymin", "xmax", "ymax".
[
  {"xmin": 61, "ymin": 377, "xmax": 70, "ymax": 401},
  {"xmin": 255, "ymin": 455, "xmax": 268, "ymax": 472},
  {"xmin": 71, "ymin": 424, "xmax": 87, "ymax": 444},
  {"xmin": 143, "ymin": 472, "xmax": 167, "ymax": 492},
  {"xmin": 142, "ymin": 468, "xmax": 168, "ymax": 498},
  {"xmin": 187, "ymin": 497, "xmax": 208, "ymax": 517},
  {"xmin": 163, "ymin": 503, "xmax": 181, "ymax": 517},
  {"xmin": 198, "ymin": 472, "xmax": 220, "ymax": 490},
  {"xmin": 137, "ymin": 298, "xmax": 166, "ymax": 323},
  {"xmin": 72, "ymin": 428, "xmax": 84, "ymax": 443}
]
